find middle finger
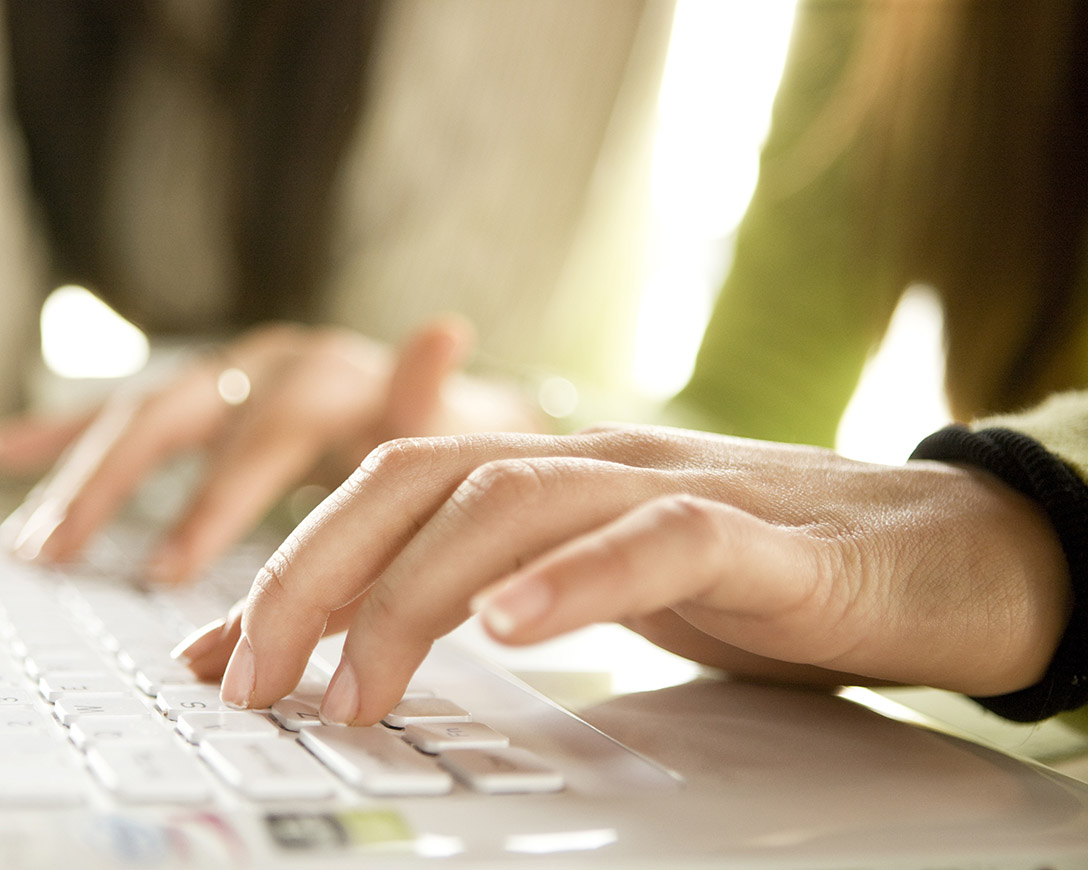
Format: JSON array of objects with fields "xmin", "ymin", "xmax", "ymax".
[
  {"xmin": 221, "ymin": 434, "xmax": 668, "ymax": 715},
  {"xmin": 320, "ymin": 455, "xmax": 676, "ymax": 724}
]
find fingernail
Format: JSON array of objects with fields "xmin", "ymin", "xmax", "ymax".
[
  {"xmin": 477, "ymin": 576, "xmax": 552, "ymax": 638},
  {"xmin": 220, "ymin": 634, "xmax": 256, "ymax": 709},
  {"xmin": 320, "ymin": 663, "xmax": 360, "ymax": 725},
  {"xmin": 171, "ymin": 618, "xmax": 227, "ymax": 664}
]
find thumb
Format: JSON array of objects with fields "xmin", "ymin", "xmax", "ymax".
[{"xmin": 384, "ymin": 315, "xmax": 476, "ymax": 436}]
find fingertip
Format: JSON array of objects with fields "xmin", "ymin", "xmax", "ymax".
[
  {"xmin": 318, "ymin": 662, "xmax": 360, "ymax": 725},
  {"xmin": 402, "ymin": 314, "xmax": 477, "ymax": 375},
  {"xmin": 424, "ymin": 312, "xmax": 476, "ymax": 352},
  {"xmin": 220, "ymin": 634, "xmax": 256, "ymax": 709}
]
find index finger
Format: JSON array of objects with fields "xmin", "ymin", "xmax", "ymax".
[
  {"xmin": 318, "ymin": 455, "xmax": 666, "ymax": 725},
  {"xmin": 217, "ymin": 434, "xmax": 578, "ymax": 710}
]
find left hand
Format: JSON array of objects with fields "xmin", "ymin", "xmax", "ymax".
[
  {"xmin": 177, "ymin": 424, "xmax": 1072, "ymax": 725},
  {"xmin": 0, "ymin": 318, "xmax": 540, "ymax": 583}
]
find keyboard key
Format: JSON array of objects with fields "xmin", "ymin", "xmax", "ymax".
[
  {"xmin": 270, "ymin": 693, "xmax": 325, "ymax": 731},
  {"xmin": 0, "ymin": 688, "xmax": 38, "ymax": 706},
  {"xmin": 87, "ymin": 741, "xmax": 212, "ymax": 803},
  {"xmin": 69, "ymin": 715, "xmax": 169, "ymax": 750},
  {"xmin": 294, "ymin": 672, "xmax": 333, "ymax": 696},
  {"xmin": 116, "ymin": 642, "xmax": 177, "ymax": 675},
  {"xmin": 0, "ymin": 736, "xmax": 86, "ymax": 805},
  {"xmin": 10, "ymin": 627, "xmax": 87, "ymax": 657},
  {"xmin": 134, "ymin": 664, "xmax": 199, "ymax": 697},
  {"xmin": 403, "ymin": 721, "xmax": 509, "ymax": 753},
  {"xmin": 25, "ymin": 649, "xmax": 110, "ymax": 680},
  {"xmin": 0, "ymin": 706, "xmax": 54, "ymax": 733},
  {"xmin": 300, "ymin": 725, "xmax": 453, "ymax": 796},
  {"xmin": 0, "ymin": 761, "xmax": 86, "ymax": 805},
  {"xmin": 381, "ymin": 697, "xmax": 471, "ymax": 729},
  {"xmin": 176, "ymin": 710, "xmax": 280, "ymax": 744},
  {"xmin": 156, "ymin": 686, "xmax": 234, "ymax": 720},
  {"xmin": 53, "ymin": 694, "xmax": 152, "ymax": 726},
  {"xmin": 99, "ymin": 626, "xmax": 170, "ymax": 656},
  {"xmin": 0, "ymin": 559, "xmax": 597, "ymax": 814},
  {"xmin": 439, "ymin": 747, "xmax": 564, "ymax": 794},
  {"xmin": 39, "ymin": 672, "xmax": 129, "ymax": 702},
  {"xmin": 12, "ymin": 636, "xmax": 98, "ymax": 662},
  {"xmin": 0, "ymin": 731, "xmax": 74, "ymax": 758},
  {"xmin": 200, "ymin": 737, "xmax": 335, "ymax": 800}
]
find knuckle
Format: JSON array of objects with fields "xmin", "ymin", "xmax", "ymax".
[
  {"xmin": 452, "ymin": 458, "xmax": 551, "ymax": 518},
  {"xmin": 344, "ymin": 435, "xmax": 467, "ymax": 501},
  {"xmin": 574, "ymin": 423, "xmax": 674, "ymax": 467},
  {"xmin": 650, "ymin": 493, "xmax": 828, "ymax": 604},
  {"xmin": 781, "ymin": 530, "xmax": 868, "ymax": 658},
  {"xmin": 807, "ymin": 536, "xmax": 858, "ymax": 611},
  {"xmin": 575, "ymin": 421, "xmax": 627, "ymax": 437},
  {"xmin": 355, "ymin": 436, "xmax": 450, "ymax": 481},
  {"xmin": 250, "ymin": 542, "xmax": 333, "ymax": 619},
  {"xmin": 250, "ymin": 549, "xmax": 294, "ymax": 611},
  {"xmin": 650, "ymin": 493, "xmax": 728, "ymax": 542}
]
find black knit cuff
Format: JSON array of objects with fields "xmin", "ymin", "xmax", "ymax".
[{"xmin": 910, "ymin": 425, "xmax": 1088, "ymax": 722}]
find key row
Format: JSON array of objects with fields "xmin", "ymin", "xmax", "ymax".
[
  {"xmin": 0, "ymin": 574, "xmax": 565, "ymax": 802},
  {"xmin": 3, "ymin": 660, "xmax": 565, "ymax": 803}
]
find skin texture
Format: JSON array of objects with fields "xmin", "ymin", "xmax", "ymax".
[
  {"xmin": 172, "ymin": 425, "xmax": 1072, "ymax": 726},
  {"xmin": 0, "ymin": 318, "xmax": 538, "ymax": 584}
]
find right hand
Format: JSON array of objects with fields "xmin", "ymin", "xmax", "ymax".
[
  {"xmin": 0, "ymin": 318, "xmax": 541, "ymax": 584},
  {"xmin": 173, "ymin": 424, "xmax": 1071, "ymax": 726}
]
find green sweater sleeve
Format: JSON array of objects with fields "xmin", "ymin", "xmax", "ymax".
[{"xmin": 669, "ymin": 1, "xmax": 904, "ymax": 447}]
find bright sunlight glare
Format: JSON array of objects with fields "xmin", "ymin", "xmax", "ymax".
[
  {"xmin": 633, "ymin": 0, "xmax": 798, "ymax": 398},
  {"xmin": 40, "ymin": 285, "xmax": 150, "ymax": 379},
  {"xmin": 835, "ymin": 285, "xmax": 951, "ymax": 464},
  {"xmin": 633, "ymin": 2, "xmax": 951, "ymax": 464}
]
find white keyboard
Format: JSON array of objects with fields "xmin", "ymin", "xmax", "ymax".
[
  {"xmin": 4, "ymin": 550, "xmax": 1088, "ymax": 869},
  {"xmin": 0, "ymin": 552, "xmax": 678, "ymax": 817}
]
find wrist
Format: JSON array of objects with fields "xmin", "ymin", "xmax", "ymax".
[{"xmin": 912, "ymin": 426, "xmax": 1088, "ymax": 720}]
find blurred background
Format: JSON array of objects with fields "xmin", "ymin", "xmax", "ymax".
[{"xmin": 25, "ymin": 0, "xmax": 947, "ymax": 466}]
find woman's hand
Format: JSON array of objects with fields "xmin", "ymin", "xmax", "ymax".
[
  {"xmin": 0, "ymin": 318, "xmax": 540, "ymax": 583},
  {"xmin": 176, "ymin": 424, "xmax": 1072, "ymax": 725}
]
